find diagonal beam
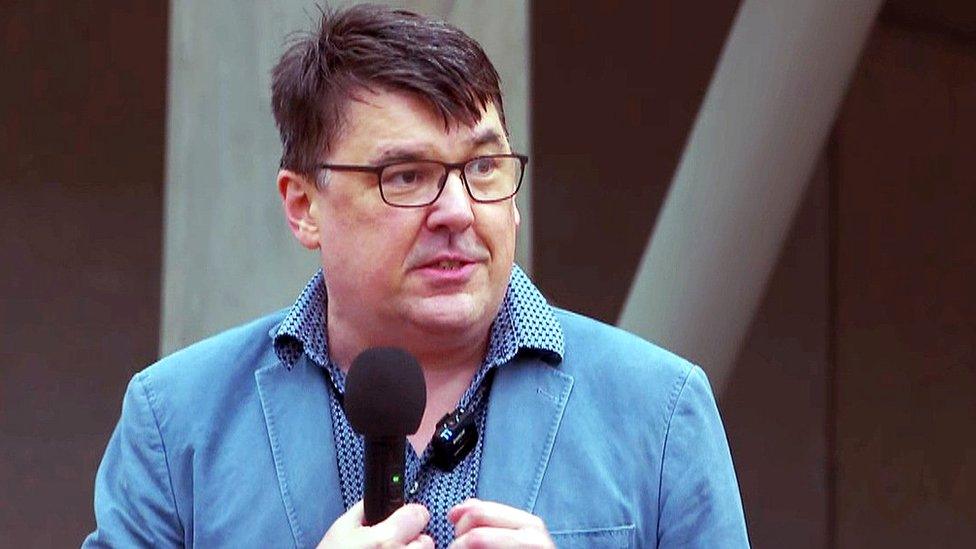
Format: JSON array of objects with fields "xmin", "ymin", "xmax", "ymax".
[{"xmin": 618, "ymin": 0, "xmax": 883, "ymax": 392}]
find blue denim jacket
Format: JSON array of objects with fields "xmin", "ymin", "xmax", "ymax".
[{"xmin": 84, "ymin": 308, "xmax": 749, "ymax": 548}]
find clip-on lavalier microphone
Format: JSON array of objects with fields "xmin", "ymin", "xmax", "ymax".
[{"xmin": 430, "ymin": 405, "xmax": 478, "ymax": 471}]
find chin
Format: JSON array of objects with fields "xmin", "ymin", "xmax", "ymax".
[{"xmin": 406, "ymin": 295, "xmax": 486, "ymax": 334}]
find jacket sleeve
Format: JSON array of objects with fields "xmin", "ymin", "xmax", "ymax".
[
  {"xmin": 83, "ymin": 372, "xmax": 184, "ymax": 548},
  {"xmin": 657, "ymin": 366, "xmax": 750, "ymax": 547}
]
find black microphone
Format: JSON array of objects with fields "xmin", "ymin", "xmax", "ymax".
[{"xmin": 344, "ymin": 347, "xmax": 427, "ymax": 526}]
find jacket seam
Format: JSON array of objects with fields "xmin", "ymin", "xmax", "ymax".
[
  {"xmin": 137, "ymin": 372, "xmax": 187, "ymax": 540},
  {"xmin": 655, "ymin": 363, "xmax": 696, "ymax": 541}
]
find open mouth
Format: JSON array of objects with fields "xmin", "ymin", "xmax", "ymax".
[{"xmin": 434, "ymin": 260, "xmax": 464, "ymax": 270}]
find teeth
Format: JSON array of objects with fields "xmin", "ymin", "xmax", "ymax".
[{"xmin": 437, "ymin": 260, "xmax": 461, "ymax": 270}]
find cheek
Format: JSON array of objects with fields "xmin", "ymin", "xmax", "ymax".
[
  {"xmin": 317, "ymin": 197, "xmax": 378, "ymax": 275},
  {"xmin": 479, "ymin": 207, "xmax": 519, "ymax": 261},
  {"xmin": 322, "ymin": 202, "xmax": 419, "ymax": 274},
  {"xmin": 318, "ymin": 188, "xmax": 389, "ymax": 247}
]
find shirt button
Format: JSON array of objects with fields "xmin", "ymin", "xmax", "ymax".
[{"xmin": 408, "ymin": 481, "xmax": 420, "ymax": 496}]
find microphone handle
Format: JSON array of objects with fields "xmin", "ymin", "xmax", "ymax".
[{"xmin": 363, "ymin": 436, "xmax": 406, "ymax": 525}]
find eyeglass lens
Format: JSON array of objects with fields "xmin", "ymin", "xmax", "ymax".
[{"xmin": 379, "ymin": 156, "xmax": 522, "ymax": 206}]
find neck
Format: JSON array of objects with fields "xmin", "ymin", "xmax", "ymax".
[
  {"xmin": 329, "ymin": 312, "xmax": 484, "ymax": 365},
  {"xmin": 327, "ymin": 309, "xmax": 489, "ymax": 390},
  {"xmin": 327, "ymin": 313, "xmax": 490, "ymax": 453}
]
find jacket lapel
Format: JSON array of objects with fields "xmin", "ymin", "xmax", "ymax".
[
  {"xmin": 255, "ymin": 356, "xmax": 344, "ymax": 548},
  {"xmin": 478, "ymin": 355, "xmax": 574, "ymax": 512}
]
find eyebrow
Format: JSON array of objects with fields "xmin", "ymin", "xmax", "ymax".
[
  {"xmin": 372, "ymin": 146, "xmax": 430, "ymax": 165},
  {"xmin": 370, "ymin": 128, "xmax": 508, "ymax": 165},
  {"xmin": 468, "ymin": 127, "xmax": 506, "ymax": 149}
]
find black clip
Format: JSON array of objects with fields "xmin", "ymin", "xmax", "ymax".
[{"xmin": 430, "ymin": 406, "xmax": 478, "ymax": 471}]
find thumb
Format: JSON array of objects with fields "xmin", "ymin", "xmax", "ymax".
[
  {"xmin": 371, "ymin": 503, "xmax": 431, "ymax": 543},
  {"xmin": 332, "ymin": 500, "xmax": 367, "ymax": 532}
]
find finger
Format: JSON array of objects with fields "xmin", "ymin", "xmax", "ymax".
[
  {"xmin": 446, "ymin": 497, "xmax": 478, "ymax": 523},
  {"xmin": 449, "ymin": 526, "xmax": 530, "ymax": 549},
  {"xmin": 449, "ymin": 499, "xmax": 543, "ymax": 536},
  {"xmin": 332, "ymin": 500, "xmax": 367, "ymax": 531},
  {"xmin": 448, "ymin": 498, "xmax": 536, "ymax": 523},
  {"xmin": 317, "ymin": 500, "xmax": 367, "ymax": 548},
  {"xmin": 405, "ymin": 533, "xmax": 435, "ymax": 549},
  {"xmin": 371, "ymin": 503, "xmax": 430, "ymax": 543}
]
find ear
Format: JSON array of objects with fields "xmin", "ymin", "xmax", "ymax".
[
  {"xmin": 513, "ymin": 199, "xmax": 521, "ymax": 228},
  {"xmin": 278, "ymin": 169, "xmax": 321, "ymax": 250}
]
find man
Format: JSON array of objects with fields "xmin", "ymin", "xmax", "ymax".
[{"xmin": 85, "ymin": 4, "xmax": 748, "ymax": 548}]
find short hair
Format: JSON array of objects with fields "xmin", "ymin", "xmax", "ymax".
[{"xmin": 271, "ymin": 3, "xmax": 506, "ymax": 173}]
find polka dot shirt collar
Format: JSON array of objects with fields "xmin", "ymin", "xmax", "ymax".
[{"xmin": 271, "ymin": 264, "xmax": 564, "ymax": 372}]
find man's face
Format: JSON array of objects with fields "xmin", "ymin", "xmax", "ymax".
[{"xmin": 307, "ymin": 90, "xmax": 519, "ymax": 345}]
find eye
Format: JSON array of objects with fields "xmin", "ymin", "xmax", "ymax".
[
  {"xmin": 383, "ymin": 162, "xmax": 436, "ymax": 187},
  {"xmin": 469, "ymin": 157, "xmax": 498, "ymax": 177},
  {"xmin": 389, "ymin": 170, "xmax": 417, "ymax": 185}
]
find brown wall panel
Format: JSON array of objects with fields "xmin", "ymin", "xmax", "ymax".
[
  {"xmin": 885, "ymin": 0, "xmax": 976, "ymax": 37},
  {"xmin": 0, "ymin": 2, "xmax": 167, "ymax": 545},
  {"xmin": 531, "ymin": 0, "xmax": 740, "ymax": 322},
  {"xmin": 721, "ymin": 159, "xmax": 830, "ymax": 549},
  {"xmin": 833, "ymin": 19, "xmax": 976, "ymax": 548}
]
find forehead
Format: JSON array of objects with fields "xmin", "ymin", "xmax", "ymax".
[{"xmin": 329, "ymin": 89, "xmax": 508, "ymax": 162}]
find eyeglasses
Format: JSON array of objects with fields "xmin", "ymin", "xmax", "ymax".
[{"xmin": 312, "ymin": 153, "xmax": 528, "ymax": 208}]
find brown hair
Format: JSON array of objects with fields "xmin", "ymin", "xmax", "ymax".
[{"xmin": 271, "ymin": 3, "xmax": 506, "ymax": 173}]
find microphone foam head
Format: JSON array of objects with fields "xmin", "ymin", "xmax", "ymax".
[{"xmin": 345, "ymin": 347, "xmax": 427, "ymax": 437}]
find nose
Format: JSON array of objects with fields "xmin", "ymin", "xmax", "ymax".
[{"xmin": 425, "ymin": 169, "xmax": 475, "ymax": 233}]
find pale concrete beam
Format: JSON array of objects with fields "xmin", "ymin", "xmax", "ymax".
[
  {"xmin": 162, "ymin": 1, "xmax": 530, "ymax": 354},
  {"xmin": 618, "ymin": 0, "xmax": 884, "ymax": 391}
]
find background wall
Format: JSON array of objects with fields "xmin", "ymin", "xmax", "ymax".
[
  {"xmin": 531, "ymin": 0, "xmax": 740, "ymax": 323},
  {"xmin": 832, "ymin": 9, "xmax": 976, "ymax": 544},
  {"xmin": 2, "ymin": 1, "xmax": 974, "ymax": 547},
  {"xmin": 1, "ymin": 1, "xmax": 167, "ymax": 545}
]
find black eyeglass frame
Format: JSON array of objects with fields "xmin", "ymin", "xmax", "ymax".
[{"xmin": 311, "ymin": 153, "xmax": 529, "ymax": 208}]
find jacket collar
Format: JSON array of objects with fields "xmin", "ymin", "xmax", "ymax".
[
  {"xmin": 477, "ymin": 352, "xmax": 574, "ymax": 511},
  {"xmin": 255, "ymin": 354, "xmax": 344, "ymax": 547}
]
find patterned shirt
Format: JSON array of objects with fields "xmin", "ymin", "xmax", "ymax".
[{"xmin": 272, "ymin": 265, "xmax": 564, "ymax": 548}]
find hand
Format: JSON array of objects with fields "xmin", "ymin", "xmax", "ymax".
[
  {"xmin": 317, "ymin": 500, "xmax": 434, "ymax": 548},
  {"xmin": 447, "ymin": 498, "xmax": 555, "ymax": 548}
]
